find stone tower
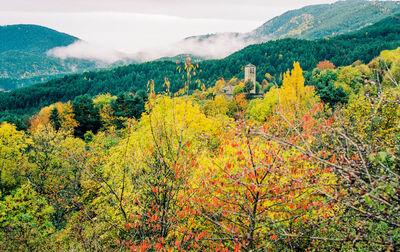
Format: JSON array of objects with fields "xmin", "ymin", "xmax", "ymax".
[{"xmin": 245, "ymin": 63, "xmax": 256, "ymax": 94}]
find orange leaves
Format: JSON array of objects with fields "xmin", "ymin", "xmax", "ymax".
[
  {"xmin": 174, "ymin": 239, "xmax": 181, "ymax": 248},
  {"xmin": 270, "ymin": 234, "xmax": 278, "ymax": 241},
  {"xmin": 317, "ymin": 60, "xmax": 335, "ymax": 70}
]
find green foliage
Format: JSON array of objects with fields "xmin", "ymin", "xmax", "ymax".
[
  {"xmin": 263, "ymin": 82, "xmax": 275, "ymax": 93},
  {"xmin": 311, "ymin": 69, "xmax": 348, "ymax": 106},
  {"xmin": 244, "ymin": 79, "xmax": 254, "ymax": 93},
  {"xmin": 0, "ymin": 24, "xmax": 78, "ymax": 55},
  {"xmin": 247, "ymin": 87, "xmax": 279, "ymax": 121},
  {"xmin": 111, "ymin": 92, "xmax": 145, "ymax": 128},
  {"xmin": 0, "ymin": 25, "xmax": 106, "ymax": 91},
  {"xmin": 233, "ymin": 84, "xmax": 244, "ymax": 96},
  {"xmin": 251, "ymin": 0, "xmax": 400, "ymax": 41},
  {"xmin": 72, "ymin": 95, "xmax": 101, "ymax": 137},
  {"xmin": 0, "ymin": 122, "xmax": 30, "ymax": 197},
  {"xmin": 255, "ymin": 81, "xmax": 261, "ymax": 94},
  {"xmin": 27, "ymin": 126, "xmax": 85, "ymax": 229},
  {"xmin": 0, "ymin": 184, "xmax": 55, "ymax": 251},
  {"xmin": 155, "ymin": 54, "xmax": 205, "ymax": 63},
  {"xmin": 49, "ymin": 107, "xmax": 61, "ymax": 131}
]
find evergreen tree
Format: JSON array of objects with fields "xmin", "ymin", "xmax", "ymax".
[
  {"xmin": 49, "ymin": 107, "xmax": 61, "ymax": 131},
  {"xmin": 71, "ymin": 95, "xmax": 101, "ymax": 137},
  {"xmin": 111, "ymin": 92, "xmax": 146, "ymax": 128}
]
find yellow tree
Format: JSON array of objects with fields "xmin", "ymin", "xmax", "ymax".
[
  {"xmin": 248, "ymin": 62, "xmax": 320, "ymax": 126},
  {"xmin": 183, "ymin": 111, "xmax": 339, "ymax": 250},
  {"xmin": 279, "ymin": 62, "xmax": 318, "ymax": 115},
  {"xmin": 0, "ymin": 122, "xmax": 31, "ymax": 196},
  {"xmin": 29, "ymin": 106, "xmax": 52, "ymax": 133},
  {"xmin": 29, "ymin": 102, "xmax": 78, "ymax": 133}
]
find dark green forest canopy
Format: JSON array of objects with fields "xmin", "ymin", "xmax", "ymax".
[
  {"xmin": 1, "ymin": 15, "xmax": 400, "ymax": 123},
  {"xmin": 0, "ymin": 24, "xmax": 78, "ymax": 55}
]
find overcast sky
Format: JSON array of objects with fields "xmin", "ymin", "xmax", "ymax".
[{"xmin": 0, "ymin": 0, "xmax": 338, "ymax": 54}]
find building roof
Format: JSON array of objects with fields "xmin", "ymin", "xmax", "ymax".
[{"xmin": 245, "ymin": 63, "xmax": 256, "ymax": 68}]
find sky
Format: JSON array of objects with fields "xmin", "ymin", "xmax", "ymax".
[{"xmin": 0, "ymin": 0, "xmax": 337, "ymax": 59}]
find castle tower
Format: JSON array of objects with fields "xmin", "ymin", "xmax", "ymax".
[{"xmin": 245, "ymin": 63, "xmax": 256, "ymax": 94}]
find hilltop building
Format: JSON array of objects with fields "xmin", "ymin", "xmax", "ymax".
[
  {"xmin": 245, "ymin": 63, "xmax": 256, "ymax": 94},
  {"xmin": 220, "ymin": 63, "xmax": 260, "ymax": 98}
]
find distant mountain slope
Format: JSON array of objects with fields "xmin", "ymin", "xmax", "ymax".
[
  {"xmin": 0, "ymin": 25, "xmax": 112, "ymax": 91},
  {"xmin": 155, "ymin": 54, "xmax": 205, "ymax": 63},
  {"xmin": 249, "ymin": 0, "xmax": 400, "ymax": 40},
  {"xmin": 0, "ymin": 50, "xmax": 97, "ymax": 78},
  {"xmin": 1, "ymin": 14, "xmax": 399, "ymax": 123},
  {"xmin": 0, "ymin": 24, "xmax": 78, "ymax": 55},
  {"xmin": 180, "ymin": 0, "xmax": 400, "ymax": 58}
]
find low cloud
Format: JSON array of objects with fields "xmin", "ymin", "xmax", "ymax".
[
  {"xmin": 175, "ymin": 33, "xmax": 253, "ymax": 59},
  {"xmin": 46, "ymin": 40, "xmax": 128, "ymax": 63},
  {"xmin": 46, "ymin": 33, "xmax": 255, "ymax": 64},
  {"xmin": 135, "ymin": 33, "xmax": 254, "ymax": 62}
]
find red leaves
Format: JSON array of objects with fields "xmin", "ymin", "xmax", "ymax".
[
  {"xmin": 155, "ymin": 243, "xmax": 163, "ymax": 251},
  {"xmin": 234, "ymin": 243, "xmax": 242, "ymax": 252},
  {"xmin": 270, "ymin": 234, "xmax": 278, "ymax": 241}
]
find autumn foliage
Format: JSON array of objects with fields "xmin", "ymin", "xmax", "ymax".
[
  {"xmin": 1, "ymin": 49, "xmax": 400, "ymax": 251},
  {"xmin": 317, "ymin": 60, "xmax": 335, "ymax": 70}
]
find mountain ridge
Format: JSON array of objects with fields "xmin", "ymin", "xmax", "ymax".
[
  {"xmin": 180, "ymin": 0, "xmax": 400, "ymax": 57},
  {"xmin": 2, "ymin": 0, "xmax": 400, "ymax": 91},
  {"xmin": 0, "ymin": 25, "xmax": 122, "ymax": 90},
  {"xmin": 0, "ymin": 24, "xmax": 78, "ymax": 55}
]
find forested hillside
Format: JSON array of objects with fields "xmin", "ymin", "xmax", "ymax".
[
  {"xmin": 0, "ymin": 25, "xmax": 109, "ymax": 90},
  {"xmin": 1, "ymin": 44, "xmax": 399, "ymax": 250},
  {"xmin": 249, "ymin": 0, "xmax": 400, "ymax": 40},
  {"xmin": 155, "ymin": 54, "xmax": 205, "ymax": 63},
  {"xmin": 0, "ymin": 24, "xmax": 78, "ymax": 54},
  {"xmin": 1, "ymin": 14, "xmax": 400, "ymax": 127}
]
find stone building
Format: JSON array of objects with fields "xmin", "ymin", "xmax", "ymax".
[
  {"xmin": 244, "ymin": 63, "xmax": 256, "ymax": 94},
  {"xmin": 221, "ymin": 85, "xmax": 234, "ymax": 97}
]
